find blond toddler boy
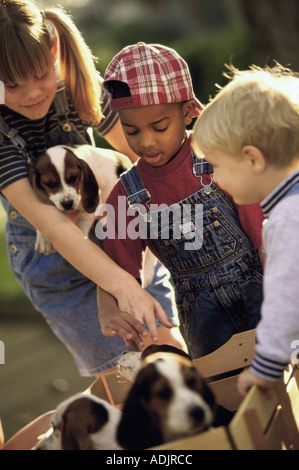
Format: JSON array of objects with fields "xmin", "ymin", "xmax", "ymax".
[{"xmin": 193, "ymin": 65, "xmax": 299, "ymax": 396}]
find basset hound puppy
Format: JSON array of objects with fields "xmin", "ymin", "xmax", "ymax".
[
  {"xmin": 34, "ymin": 345, "xmax": 233, "ymax": 450},
  {"xmin": 117, "ymin": 344, "xmax": 233, "ymax": 449},
  {"xmin": 34, "ymin": 393, "xmax": 122, "ymax": 450},
  {"xmin": 28, "ymin": 144, "xmax": 131, "ymax": 254}
]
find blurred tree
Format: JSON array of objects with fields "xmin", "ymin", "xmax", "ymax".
[{"xmin": 238, "ymin": 0, "xmax": 299, "ymax": 70}]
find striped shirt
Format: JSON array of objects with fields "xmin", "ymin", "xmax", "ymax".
[
  {"xmin": 0, "ymin": 88, "xmax": 118, "ymax": 191},
  {"xmin": 261, "ymin": 170, "xmax": 299, "ymax": 218}
]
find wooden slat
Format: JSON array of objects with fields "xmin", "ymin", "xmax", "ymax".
[
  {"xmin": 88, "ymin": 370, "xmax": 131, "ymax": 407},
  {"xmin": 150, "ymin": 426, "xmax": 233, "ymax": 450},
  {"xmin": 228, "ymin": 385, "xmax": 278, "ymax": 450},
  {"xmin": 87, "ymin": 376, "xmax": 110, "ymax": 402},
  {"xmin": 275, "ymin": 378, "xmax": 299, "ymax": 448},
  {"xmin": 266, "ymin": 407, "xmax": 291, "ymax": 450},
  {"xmin": 104, "ymin": 371, "xmax": 131, "ymax": 406},
  {"xmin": 286, "ymin": 366, "xmax": 299, "ymax": 429},
  {"xmin": 242, "ymin": 409, "xmax": 268, "ymax": 450},
  {"xmin": 193, "ymin": 329, "xmax": 255, "ymax": 378},
  {"xmin": 209, "ymin": 375, "xmax": 243, "ymax": 411}
]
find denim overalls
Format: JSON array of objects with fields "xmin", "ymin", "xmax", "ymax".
[
  {"xmin": 0, "ymin": 81, "xmax": 176, "ymax": 375},
  {"xmin": 121, "ymin": 153, "xmax": 263, "ymax": 358}
]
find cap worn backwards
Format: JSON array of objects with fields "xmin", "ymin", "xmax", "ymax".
[{"xmin": 103, "ymin": 42, "xmax": 203, "ymax": 116}]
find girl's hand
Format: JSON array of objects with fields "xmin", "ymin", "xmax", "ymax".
[
  {"xmin": 115, "ymin": 282, "xmax": 173, "ymax": 344},
  {"xmin": 97, "ymin": 284, "xmax": 173, "ymax": 348}
]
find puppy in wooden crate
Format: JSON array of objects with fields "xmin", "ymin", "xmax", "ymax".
[
  {"xmin": 34, "ymin": 393, "xmax": 122, "ymax": 450},
  {"xmin": 34, "ymin": 345, "xmax": 233, "ymax": 450},
  {"xmin": 117, "ymin": 344, "xmax": 233, "ymax": 449}
]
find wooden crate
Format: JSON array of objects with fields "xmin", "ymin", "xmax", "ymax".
[
  {"xmin": 89, "ymin": 329, "xmax": 299, "ymax": 450},
  {"xmin": 229, "ymin": 365, "xmax": 299, "ymax": 450},
  {"xmin": 88, "ymin": 329, "xmax": 256, "ymax": 411}
]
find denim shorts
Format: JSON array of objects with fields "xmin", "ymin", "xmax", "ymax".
[{"xmin": 1, "ymin": 197, "xmax": 177, "ymax": 376}]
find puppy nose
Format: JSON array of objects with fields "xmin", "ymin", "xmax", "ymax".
[
  {"xmin": 61, "ymin": 200, "xmax": 74, "ymax": 211},
  {"xmin": 189, "ymin": 406, "xmax": 204, "ymax": 425}
]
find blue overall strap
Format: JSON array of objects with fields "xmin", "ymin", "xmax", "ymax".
[
  {"xmin": 0, "ymin": 115, "xmax": 27, "ymax": 151},
  {"xmin": 0, "ymin": 115, "xmax": 33, "ymax": 165},
  {"xmin": 192, "ymin": 151, "xmax": 213, "ymax": 176},
  {"xmin": 51, "ymin": 77, "xmax": 75, "ymax": 133},
  {"xmin": 53, "ymin": 78, "xmax": 70, "ymax": 116},
  {"xmin": 52, "ymin": 76, "xmax": 92, "ymax": 144},
  {"xmin": 120, "ymin": 164, "xmax": 151, "ymax": 208}
]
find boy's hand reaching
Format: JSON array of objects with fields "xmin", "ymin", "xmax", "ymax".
[
  {"xmin": 117, "ymin": 287, "xmax": 173, "ymax": 342},
  {"xmin": 99, "ymin": 305, "xmax": 147, "ymax": 347},
  {"xmin": 97, "ymin": 284, "xmax": 173, "ymax": 348}
]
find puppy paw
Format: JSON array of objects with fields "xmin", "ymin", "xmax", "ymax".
[
  {"xmin": 117, "ymin": 351, "xmax": 141, "ymax": 382},
  {"xmin": 35, "ymin": 232, "xmax": 56, "ymax": 255}
]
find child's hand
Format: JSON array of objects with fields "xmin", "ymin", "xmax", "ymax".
[
  {"xmin": 99, "ymin": 305, "xmax": 147, "ymax": 348},
  {"xmin": 238, "ymin": 367, "xmax": 275, "ymax": 399},
  {"xmin": 116, "ymin": 283, "xmax": 173, "ymax": 344},
  {"xmin": 99, "ymin": 278, "xmax": 173, "ymax": 345}
]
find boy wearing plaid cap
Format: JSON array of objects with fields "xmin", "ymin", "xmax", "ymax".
[{"xmin": 97, "ymin": 43, "xmax": 264, "ymax": 357}]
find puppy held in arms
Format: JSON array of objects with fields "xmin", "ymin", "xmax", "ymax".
[{"xmin": 28, "ymin": 145, "xmax": 131, "ymax": 255}]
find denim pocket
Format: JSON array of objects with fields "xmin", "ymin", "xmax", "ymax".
[
  {"xmin": 154, "ymin": 206, "xmax": 245, "ymax": 275},
  {"xmin": 7, "ymin": 231, "xmax": 87, "ymax": 294},
  {"xmin": 6, "ymin": 234, "xmax": 37, "ymax": 283}
]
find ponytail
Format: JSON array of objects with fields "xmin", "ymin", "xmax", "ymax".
[
  {"xmin": 0, "ymin": 1, "xmax": 102, "ymax": 125},
  {"xmin": 45, "ymin": 8, "xmax": 102, "ymax": 125}
]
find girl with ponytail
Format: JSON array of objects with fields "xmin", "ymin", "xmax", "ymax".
[{"xmin": 0, "ymin": 0, "xmax": 177, "ymax": 378}]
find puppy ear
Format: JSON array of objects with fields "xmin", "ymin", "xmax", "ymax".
[
  {"xmin": 78, "ymin": 159, "xmax": 99, "ymax": 213},
  {"xmin": 117, "ymin": 367, "xmax": 163, "ymax": 449},
  {"xmin": 200, "ymin": 375, "xmax": 216, "ymax": 409},
  {"xmin": 141, "ymin": 344, "xmax": 191, "ymax": 361},
  {"xmin": 28, "ymin": 165, "xmax": 54, "ymax": 206},
  {"xmin": 115, "ymin": 153, "xmax": 132, "ymax": 177},
  {"xmin": 61, "ymin": 397, "xmax": 108, "ymax": 450}
]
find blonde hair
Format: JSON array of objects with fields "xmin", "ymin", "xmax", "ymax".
[
  {"xmin": 193, "ymin": 65, "xmax": 299, "ymax": 167},
  {"xmin": 0, "ymin": 0, "xmax": 102, "ymax": 124}
]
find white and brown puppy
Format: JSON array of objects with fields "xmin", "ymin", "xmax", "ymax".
[
  {"xmin": 117, "ymin": 345, "xmax": 218, "ymax": 449},
  {"xmin": 28, "ymin": 145, "xmax": 131, "ymax": 254},
  {"xmin": 34, "ymin": 393, "xmax": 122, "ymax": 450}
]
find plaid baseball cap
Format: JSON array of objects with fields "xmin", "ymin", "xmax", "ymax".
[{"xmin": 103, "ymin": 42, "xmax": 203, "ymax": 116}]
